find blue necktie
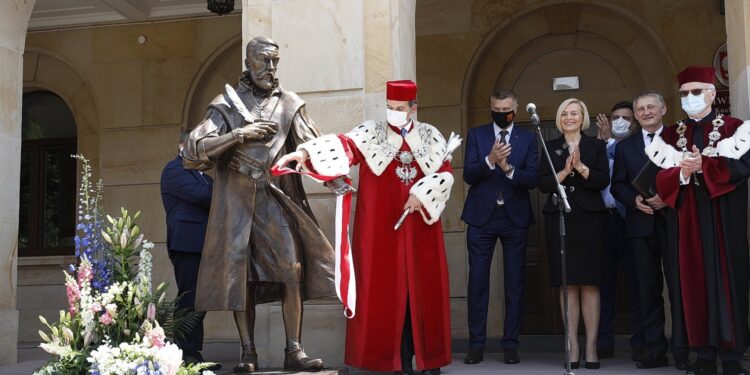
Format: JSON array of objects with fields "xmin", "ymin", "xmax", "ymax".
[{"xmin": 401, "ymin": 128, "xmax": 408, "ymax": 138}]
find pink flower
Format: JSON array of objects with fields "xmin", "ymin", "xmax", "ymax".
[
  {"xmin": 89, "ymin": 302, "xmax": 102, "ymax": 313},
  {"xmin": 65, "ymin": 279, "xmax": 80, "ymax": 315},
  {"xmin": 99, "ymin": 312, "xmax": 113, "ymax": 325},
  {"xmin": 147, "ymin": 303, "xmax": 156, "ymax": 322},
  {"xmin": 77, "ymin": 263, "xmax": 93, "ymax": 286},
  {"xmin": 144, "ymin": 326, "xmax": 165, "ymax": 349}
]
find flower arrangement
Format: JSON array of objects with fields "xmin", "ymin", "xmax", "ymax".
[{"xmin": 34, "ymin": 155, "xmax": 214, "ymax": 375}]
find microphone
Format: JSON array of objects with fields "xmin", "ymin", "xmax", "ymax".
[{"xmin": 526, "ymin": 103, "xmax": 540, "ymax": 125}]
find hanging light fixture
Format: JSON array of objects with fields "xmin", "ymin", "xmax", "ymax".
[{"xmin": 207, "ymin": 0, "xmax": 235, "ymax": 15}]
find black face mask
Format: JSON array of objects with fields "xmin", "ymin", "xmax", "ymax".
[{"xmin": 492, "ymin": 110, "xmax": 515, "ymax": 129}]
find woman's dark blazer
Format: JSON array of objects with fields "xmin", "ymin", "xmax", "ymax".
[{"xmin": 538, "ymin": 134, "xmax": 609, "ymax": 214}]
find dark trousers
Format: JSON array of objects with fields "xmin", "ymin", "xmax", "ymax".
[
  {"xmin": 401, "ymin": 298, "xmax": 414, "ymax": 369},
  {"xmin": 598, "ymin": 212, "xmax": 644, "ymax": 351},
  {"xmin": 169, "ymin": 250, "xmax": 207, "ymax": 357},
  {"xmin": 630, "ymin": 226, "xmax": 671, "ymax": 356},
  {"xmin": 695, "ymin": 347, "xmax": 744, "ymax": 362},
  {"xmin": 467, "ymin": 206, "xmax": 528, "ymax": 351}
]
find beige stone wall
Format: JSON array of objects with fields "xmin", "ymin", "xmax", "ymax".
[
  {"xmin": 18, "ymin": 15, "xmax": 244, "ymax": 345},
  {"xmin": 15, "ymin": 0, "xmax": 747, "ymax": 365},
  {"xmin": 415, "ymin": 0, "xmax": 733, "ymax": 340}
]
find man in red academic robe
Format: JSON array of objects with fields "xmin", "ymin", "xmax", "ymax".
[
  {"xmin": 645, "ymin": 66, "xmax": 750, "ymax": 375},
  {"xmin": 276, "ymin": 80, "xmax": 456, "ymax": 374}
]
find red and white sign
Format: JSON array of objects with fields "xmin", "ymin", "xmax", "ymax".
[{"xmin": 714, "ymin": 42, "xmax": 729, "ymax": 87}]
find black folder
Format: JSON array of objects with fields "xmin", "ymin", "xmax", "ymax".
[{"xmin": 631, "ymin": 161, "xmax": 658, "ymax": 198}]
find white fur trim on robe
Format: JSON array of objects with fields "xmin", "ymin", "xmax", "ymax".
[
  {"xmin": 716, "ymin": 120, "xmax": 750, "ymax": 159},
  {"xmin": 645, "ymin": 135, "xmax": 683, "ymax": 168},
  {"xmin": 346, "ymin": 120, "xmax": 447, "ymax": 176},
  {"xmin": 297, "ymin": 134, "xmax": 350, "ymax": 177},
  {"xmin": 409, "ymin": 171, "xmax": 454, "ymax": 225},
  {"xmin": 646, "ymin": 120, "xmax": 750, "ymax": 168}
]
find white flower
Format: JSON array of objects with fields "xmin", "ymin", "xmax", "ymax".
[
  {"xmin": 154, "ymin": 343, "xmax": 183, "ymax": 375},
  {"xmin": 105, "ymin": 303, "xmax": 118, "ymax": 318},
  {"xmin": 136, "ymin": 248, "xmax": 152, "ymax": 294},
  {"xmin": 40, "ymin": 342, "xmax": 73, "ymax": 357},
  {"xmin": 120, "ymin": 229, "xmax": 128, "ymax": 249}
]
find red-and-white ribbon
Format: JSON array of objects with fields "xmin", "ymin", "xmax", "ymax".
[{"xmin": 270, "ymin": 165, "xmax": 356, "ymax": 318}]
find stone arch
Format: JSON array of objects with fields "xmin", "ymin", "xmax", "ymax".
[
  {"xmin": 23, "ymin": 49, "xmax": 101, "ymax": 167},
  {"xmin": 461, "ymin": 0, "xmax": 677, "ymax": 133},
  {"xmin": 183, "ymin": 34, "xmax": 243, "ymax": 130}
]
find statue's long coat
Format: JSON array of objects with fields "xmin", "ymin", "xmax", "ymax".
[{"xmin": 183, "ymin": 84, "xmax": 335, "ymax": 311}]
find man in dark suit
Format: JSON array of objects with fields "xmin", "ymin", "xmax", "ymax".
[
  {"xmin": 160, "ymin": 132, "xmax": 215, "ymax": 367},
  {"xmin": 611, "ymin": 91, "xmax": 687, "ymax": 370},
  {"xmin": 595, "ymin": 102, "xmax": 645, "ymax": 361},
  {"xmin": 461, "ymin": 88, "xmax": 538, "ymax": 365}
]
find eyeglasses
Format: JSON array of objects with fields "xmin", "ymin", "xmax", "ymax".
[{"xmin": 679, "ymin": 88, "xmax": 713, "ymax": 97}]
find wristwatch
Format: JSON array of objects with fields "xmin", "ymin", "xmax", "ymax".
[{"xmin": 504, "ymin": 164, "xmax": 515, "ymax": 175}]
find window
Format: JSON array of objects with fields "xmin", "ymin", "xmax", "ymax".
[{"xmin": 19, "ymin": 91, "xmax": 77, "ymax": 256}]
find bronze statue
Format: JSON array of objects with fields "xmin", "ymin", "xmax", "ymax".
[{"xmin": 182, "ymin": 36, "xmax": 335, "ymax": 372}]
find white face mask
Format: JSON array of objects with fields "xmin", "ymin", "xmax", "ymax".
[
  {"xmin": 681, "ymin": 93, "xmax": 708, "ymax": 117},
  {"xmin": 611, "ymin": 118, "xmax": 631, "ymax": 137},
  {"xmin": 386, "ymin": 109, "xmax": 410, "ymax": 128}
]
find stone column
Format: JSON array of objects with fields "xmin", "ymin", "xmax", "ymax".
[
  {"xmin": 725, "ymin": 0, "xmax": 750, "ymax": 120},
  {"xmin": 0, "ymin": 0, "xmax": 35, "ymax": 365}
]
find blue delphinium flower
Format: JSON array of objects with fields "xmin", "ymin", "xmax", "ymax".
[{"xmin": 72, "ymin": 155, "xmax": 114, "ymax": 292}]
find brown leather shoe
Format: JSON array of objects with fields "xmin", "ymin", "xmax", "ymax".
[
  {"xmin": 233, "ymin": 345, "xmax": 258, "ymax": 373},
  {"xmin": 283, "ymin": 341, "xmax": 324, "ymax": 371}
]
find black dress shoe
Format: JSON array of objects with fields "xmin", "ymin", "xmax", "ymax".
[
  {"xmin": 584, "ymin": 361, "xmax": 600, "ymax": 369},
  {"xmin": 636, "ymin": 353, "xmax": 669, "ymax": 369},
  {"xmin": 503, "ymin": 350, "xmax": 520, "ymax": 364},
  {"xmin": 463, "ymin": 349, "xmax": 483, "ymax": 364},
  {"xmin": 420, "ymin": 369, "xmax": 440, "ymax": 375},
  {"xmin": 564, "ymin": 360, "xmax": 580, "ymax": 369},
  {"xmin": 597, "ymin": 347, "xmax": 614, "ymax": 359},
  {"xmin": 687, "ymin": 358, "xmax": 717, "ymax": 375},
  {"xmin": 722, "ymin": 360, "xmax": 749, "ymax": 375},
  {"xmin": 674, "ymin": 354, "xmax": 690, "ymax": 370}
]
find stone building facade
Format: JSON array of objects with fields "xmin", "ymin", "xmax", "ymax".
[{"xmin": 0, "ymin": 0, "xmax": 749, "ymax": 367}]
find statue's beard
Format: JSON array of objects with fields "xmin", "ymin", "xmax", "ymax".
[{"xmin": 239, "ymin": 70, "xmax": 278, "ymax": 93}]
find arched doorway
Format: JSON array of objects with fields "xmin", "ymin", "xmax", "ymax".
[
  {"xmin": 461, "ymin": 1, "xmax": 676, "ymax": 334},
  {"xmin": 18, "ymin": 90, "xmax": 77, "ymax": 257}
]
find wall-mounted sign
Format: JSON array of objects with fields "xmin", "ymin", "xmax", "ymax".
[
  {"xmin": 715, "ymin": 89, "xmax": 731, "ymax": 116},
  {"xmin": 552, "ymin": 76, "xmax": 579, "ymax": 91},
  {"xmin": 714, "ymin": 42, "xmax": 729, "ymax": 87}
]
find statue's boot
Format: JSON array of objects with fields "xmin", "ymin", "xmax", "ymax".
[
  {"xmin": 233, "ymin": 344, "xmax": 258, "ymax": 373},
  {"xmin": 283, "ymin": 341, "xmax": 324, "ymax": 371}
]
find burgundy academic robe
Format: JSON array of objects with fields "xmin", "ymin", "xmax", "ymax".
[
  {"xmin": 337, "ymin": 128, "xmax": 453, "ymax": 372},
  {"xmin": 653, "ymin": 113, "xmax": 750, "ymax": 350}
]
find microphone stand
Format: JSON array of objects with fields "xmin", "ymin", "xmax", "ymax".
[{"xmin": 534, "ymin": 118, "xmax": 574, "ymax": 375}]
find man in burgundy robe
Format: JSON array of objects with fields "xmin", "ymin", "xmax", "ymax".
[
  {"xmin": 645, "ymin": 66, "xmax": 750, "ymax": 375},
  {"xmin": 276, "ymin": 80, "xmax": 456, "ymax": 374}
]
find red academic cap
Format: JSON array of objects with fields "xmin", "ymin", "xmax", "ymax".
[
  {"xmin": 386, "ymin": 80, "xmax": 417, "ymax": 101},
  {"xmin": 677, "ymin": 66, "xmax": 715, "ymax": 86}
]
